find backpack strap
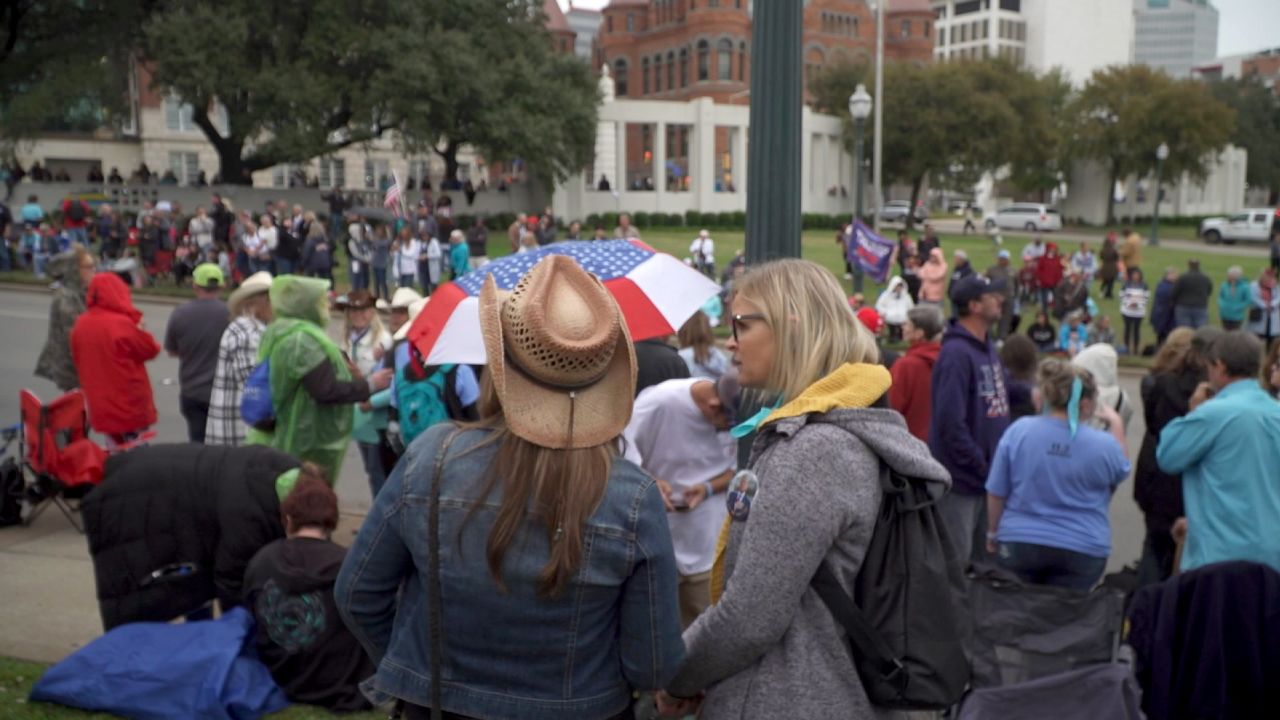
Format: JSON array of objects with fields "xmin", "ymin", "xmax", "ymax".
[
  {"xmin": 428, "ymin": 427, "xmax": 464, "ymax": 720},
  {"xmin": 811, "ymin": 562, "xmax": 908, "ymax": 696}
]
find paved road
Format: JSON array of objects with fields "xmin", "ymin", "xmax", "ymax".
[
  {"xmin": 923, "ymin": 218, "xmax": 1270, "ymax": 258},
  {"xmin": 0, "ymin": 286, "xmax": 1150, "ymax": 663}
]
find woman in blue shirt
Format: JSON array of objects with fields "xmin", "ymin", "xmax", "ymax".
[{"xmin": 985, "ymin": 358, "xmax": 1130, "ymax": 589}]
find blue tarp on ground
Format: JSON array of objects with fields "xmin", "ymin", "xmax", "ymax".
[{"xmin": 29, "ymin": 606, "xmax": 289, "ymax": 720}]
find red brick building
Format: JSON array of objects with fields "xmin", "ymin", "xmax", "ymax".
[{"xmin": 593, "ymin": 0, "xmax": 934, "ymax": 105}]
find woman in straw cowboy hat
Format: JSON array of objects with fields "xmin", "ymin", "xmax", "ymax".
[
  {"xmin": 657, "ymin": 259, "xmax": 950, "ymax": 720},
  {"xmin": 206, "ymin": 271, "xmax": 274, "ymax": 445},
  {"xmin": 337, "ymin": 256, "xmax": 683, "ymax": 720}
]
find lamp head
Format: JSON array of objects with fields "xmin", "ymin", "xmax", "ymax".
[{"xmin": 848, "ymin": 83, "xmax": 873, "ymax": 121}]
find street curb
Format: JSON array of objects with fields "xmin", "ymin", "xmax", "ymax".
[{"xmin": 0, "ymin": 281, "xmax": 187, "ymax": 306}]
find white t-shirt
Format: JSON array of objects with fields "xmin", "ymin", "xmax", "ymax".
[
  {"xmin": 623, "ymin": 378, "xmax": 736, "ymax": 576},
  {"xmin": 690, "ymin": 237, "xmax": 715, "ymax": 262},
  {"xmin": 396, "ymin": 239, "xmax": 422, "ymax": 277},
  {"xmin": 257, "ymin": 225, "xmax": 279, "ymax": 252}
]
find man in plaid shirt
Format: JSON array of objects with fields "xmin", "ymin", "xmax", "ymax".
[{"xmin": 205, "ymin": 272, "xmax": 274, "ymax": 445}]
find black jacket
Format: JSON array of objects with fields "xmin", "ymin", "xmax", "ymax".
[
  {"xmin": 82, "ymin": 443, "xmax": 298, "ymax": 629},
  {"xmin": 634, "ymin": 339, "xmax": 690, "ymax": 397},
  {"xmin": 1128, "ymin": 561, "xmax": 1280, "ymax": 720},
  {"xmin": 244, "ymin": 538, "xmax": 374, "ymax": 712},
  {"xmin": 1133, "ymin": 370, "xmax": 1200, "ymax": 536},
  {"xmin": 1171, "ymin": 270, "xmax": 1212, "ymax": 308}
]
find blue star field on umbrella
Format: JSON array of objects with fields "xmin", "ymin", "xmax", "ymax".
[{"xmin": 453, "ymin": 240, "xmax": 652, "ymax": 295}]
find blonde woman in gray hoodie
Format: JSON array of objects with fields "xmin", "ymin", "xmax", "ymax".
[{"xmin": 658, "ymin": 259, "xmax": 950, "ymax": 720}]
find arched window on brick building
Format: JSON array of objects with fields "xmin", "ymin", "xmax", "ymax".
[
  {"xmin": 614, "ymin": 58, "xmax": 629, "ymax": 96},
  {"xmin": 717, "ymin": 38, "xmax": 733, "ymax": 80},
  {"xmin": 680, "ymin": 48, "xmax": 689, "ymax": 86},
  {"xmin": 667, "ymin": 51, "xmax": 675, "ymax": 90},
  {"xmin": 738, "ymin": 41, "xmax": 747, "ymax": 82},
  {"xmin": 697, "ymin": 39, "xmax": 710, "ymax": 81},
  {"xmin": 642, "ymin": 57, "xmax": 650, "ymax": 94}
]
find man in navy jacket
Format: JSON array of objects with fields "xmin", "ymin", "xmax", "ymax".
[{"xmin": 929, "ymin": 275, "xmax": 1011, "ymax": 566}]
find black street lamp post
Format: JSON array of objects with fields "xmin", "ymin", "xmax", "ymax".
[{"xmin": 1150, "ymin": 142, "xmax": 1169, "ymax": 247}]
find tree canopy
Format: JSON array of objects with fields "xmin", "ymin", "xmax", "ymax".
[
  {"xmin": 2, "ymin": 0, "xmax": 598, "ymax": 185},
  {"xmin": 1207, "ymin": 76, "xmax": 1280, "ymax": 205},
  {"xmin": 812, "ymin": 59, "xmax": 1239, "ymax": 225}
]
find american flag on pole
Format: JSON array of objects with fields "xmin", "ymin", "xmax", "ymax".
[{"xmin": 384, "ymin": 171, "xmax": 405, "ymax": 218}]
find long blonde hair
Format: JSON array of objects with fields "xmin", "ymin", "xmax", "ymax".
[
  {"xmin": 1151, "ymin": 327, "xmax": 1195, "ymax": 376},
  {"xmin": 733, "ymin": 258, "xmax": 879, "ymax": 399},
  {"xmin": 460, "ymin": 376, "xmax": 613, "ymax": 599}
]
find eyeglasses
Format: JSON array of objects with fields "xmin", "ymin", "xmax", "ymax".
[{"xmin": 731, "ymin": 313, "xmax": 766, "ymax": 342}]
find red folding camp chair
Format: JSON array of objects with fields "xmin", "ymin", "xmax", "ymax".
[{"xmin": 19, "ymin": 389, "xmax": 108, "ymax": 532}]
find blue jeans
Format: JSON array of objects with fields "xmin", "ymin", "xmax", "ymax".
[
  {"xmin": 275, "ymin": 257, "xmax": 295, "ymax": 275},
  {"xmin": 995, "ymin": 541, "xmax": 1106, "ymax": 590},
  {"xmin": 67, "ymin": 226, "xmax": 88, "ymax": 247},
  {"xmin": 250, "ymin": 258, "xmax": 271, "ymax": 275},
  {"xmin": 373, "ymin": 268, "xmax": 389, "ymax": 299},
  {"xmin": 359, "ymin": 441, "xmax": 387, "ymax": 500},
  {"xmin": 398, "ymin": 274, "xmax": 416, "ymax": 290},
  {"xmin": 33, "ymin": 252, "xmax": 50, "ymax": 277},
  {"xmin": 1174, "ymin": 305, "xmax": 1208, "ymax": 330},
  {"xmin": 350, "ymin": 262, "xmax": 369, "ymax": 291}
]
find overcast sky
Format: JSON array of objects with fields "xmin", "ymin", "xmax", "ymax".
[{"xmin": 559, "ymin": 0, "xmax": 1279, "ymax": 58}]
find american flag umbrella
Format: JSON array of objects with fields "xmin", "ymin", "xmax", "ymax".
[{"xmin": 407, "ymin": 239, "xmax": 722, "ymax": 365}]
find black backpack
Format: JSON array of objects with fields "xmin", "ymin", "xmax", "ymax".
[{"xmin": 811, "ymin": 465, "xmax": 969, "ymax": 709}]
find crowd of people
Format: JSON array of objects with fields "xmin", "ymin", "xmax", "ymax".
[{"xmin": 13, "ymin": 194, "xmax": 1280, "ymax": 719}]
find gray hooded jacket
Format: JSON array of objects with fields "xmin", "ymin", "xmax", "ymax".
[
  {"xmin": 667, "ymin": 407, "xmax": 951, "ymax": 719},
  {"xmin": 35, "ymin": 251, "xmax": 87, "ymax": 391}
]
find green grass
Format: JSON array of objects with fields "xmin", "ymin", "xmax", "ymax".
[
  {"xmin": 0, "ymin": 657, "xmax": 383, "ymax": 719},
  {"xmin": 633, "ymin": 227, "xmax": 1267, "ymax": 358}
]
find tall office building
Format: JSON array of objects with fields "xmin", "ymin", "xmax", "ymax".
[
  {"xmin": 931, "ymin": 0, "xmax": 1132, "ymax": 85},
  {"xmin": 1133, "ymin": 0, "xmax": 1218, "ymax": 78},
  {"xmin": 565, "ymin": 3, "xmax": 603, "ymax": 61}
]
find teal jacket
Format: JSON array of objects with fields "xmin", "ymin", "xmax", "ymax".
[
  {"xmin": 352, "ymin": 388, "xmax": 391, "ymax": 445},
  {"xmin": 1157, "ymin": 379, "xmax": 1280, "ymax": 573},
  {"xmin": 449, "ymin": 242, "xmax": 470, "ymax": 276},
  {"xmin": 1217, "ymin": 279, "xmax": 1253, "ymax": 322}
]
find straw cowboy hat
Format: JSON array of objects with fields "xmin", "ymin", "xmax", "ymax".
[
  {"xmin": 227, "ymin": 271, "xmax": 273, "ymax": 316},
  {"xmin": 479, "ymin": 255, "xmax": 636, "ymax": 449},
  {"xmin": 390, "ymin": 287, "xmax": 422, "ymax": 310},
  {"xmin": 393, "ymin": 297, "xmax": 429, "ymax": 342}
]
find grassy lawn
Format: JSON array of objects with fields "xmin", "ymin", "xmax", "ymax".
[
  {"xmin": 634, "ymin": 227, "xmax": 1268, "ymax": 360},
  {"xmin": 0, "ymin": 657, "xmax": 383, "ymax": 720}
]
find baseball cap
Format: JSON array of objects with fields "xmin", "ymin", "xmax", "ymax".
[
  {"xmin": 949, "ymin": 275, "xmax": 1006, "ymax": 307},
  {"xmin": 856, "ymin": 307, "xmax": 884, "ymax": 334},
  {"xmin": 193, "ymin": 263, "xmax": 224, "ymax": 289},
  {"xmin": 997, "ymin": 249, "xmax": 1011, "ymax": 260}
]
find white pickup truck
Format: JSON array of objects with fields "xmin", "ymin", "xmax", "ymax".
[{"xmin": 1199, "ymin": 208, "xmax": 1278, "ymax": 245}]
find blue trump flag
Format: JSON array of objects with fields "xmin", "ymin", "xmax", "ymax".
[{"xmin": 845, "ymin": 219, "xmax": 895, "ymax": 284}]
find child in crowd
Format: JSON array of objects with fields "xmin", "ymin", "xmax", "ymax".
[
  {"xmin": 1090, "ymin": 314, "xmax": 1116, "ymax": 348},
  {"xmin": 1027, "ymin": 311, "xmax": 1057, "ymax": 353},
  {"xmin": 1059, "ymin": 311, "xmax": 1089, "ymax": 357}
]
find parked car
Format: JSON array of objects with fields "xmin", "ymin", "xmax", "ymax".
[
  {"xmin": 879, "ymin": 200, "xmax": 928, "ymax": 223},
  {"xmin": 1199, "ymin": 208, "xmax": 1278, "ymax": 245},
  {"xmin": 985, "ymin": 204, "xmax": 1063, "ymax": 232}
]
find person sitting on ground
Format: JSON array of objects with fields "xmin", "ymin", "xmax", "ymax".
[
  {"xmin": 985, "ymin": 359, "xmax": 1130, "ymax": 590},
  {"xmin": 1157, "ymin": 331, "xmax": 1280, "ymax": 573},
  {"xmin": 677, "ymin": 311, "xmax": 729, "ymax": 381},
  {"xmin": 249, "ymin": 276, "xmax": 392, "ymax": 484},
  {"xmin": 1059, "ymin": 311, "xmax": 1089, "ymax": 356},
  {"xmin": 1025, "ymin": 312, "xmax": 1057, "ymax": 354},
  {"xmin": 70, "ymin": 273, "xmax": 161, "ymax": 444},
  {"xmin": 81, "ymin": 443, "xmax": 302, "ymax": 629},
  {"xmin": 243, "ymin": 472, "xmax": 375, "ymax": 712},
  {"xmin": 35, "ymin": 246, "xmax": 95, "ymax": 392},
  {"xmin": 337, "ymin": 256, "xmax": 683, "ymax": 719},
  {"xmin": 889, "ymin": 305, "xmax": 944, "ymax": 440},
  {"xmin": 1089, "ymin": 314, "xmax": 1116, "ymax": 348}
]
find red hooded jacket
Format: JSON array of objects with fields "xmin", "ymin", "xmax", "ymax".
[
  {"xmin": 1036, "ymin": 243, "xmax": 1065, "ymax": 291},
  {"xmin": 70, "ymin": 274, "xmax": 161, "ymax": 436},
  {"xmin": 889, "ymin": 339, "xmax": 941, "ymax": 441}
]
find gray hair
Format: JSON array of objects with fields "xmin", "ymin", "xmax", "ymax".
[
  {"xmin": 907, "ymin": 305, "xmax": 944, "ymax": 340},
  {"xmin": 1209, "ymin": 331, "xmax": 1264, "ymax": 380},
  {"xmin": 1227, "ymin": 265, "xmax": 1243, "ymax": 280}
]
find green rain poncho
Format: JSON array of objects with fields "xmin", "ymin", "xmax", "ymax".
[{"xmin": 248, "ymin": 276, "xmax": 353, "ymax": 484}]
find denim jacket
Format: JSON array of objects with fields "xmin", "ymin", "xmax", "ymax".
[{"xmin": 335, "ymin": 424, "xmax": 684, "ymax": 719}]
